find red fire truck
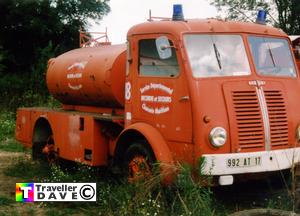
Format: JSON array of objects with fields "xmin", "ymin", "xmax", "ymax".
[{"xmin": 15, "ymin": 6, "xmax": 300, "ymax": 185}]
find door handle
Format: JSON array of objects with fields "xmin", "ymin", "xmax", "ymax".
[{"xmin": 179, "ymin": 96, "xmax": 189, "ymax": 102}]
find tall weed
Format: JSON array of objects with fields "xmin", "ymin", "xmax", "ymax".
[{"xmin": 5, "ymin": 157, "xmax": 217, "ymax": 215}]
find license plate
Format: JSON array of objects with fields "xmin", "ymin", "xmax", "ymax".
[{"xmin": 227, "ymin": 156, "xmax": 262, "ymax": 168}]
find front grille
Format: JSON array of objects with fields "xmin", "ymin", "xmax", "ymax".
[
  {"xmin": 232, "ymin": 91, "xmax": 264, "ymax": 150},
  {"xmin": 264, "ymin": 90, "xmax": 289, "ymax": 148}
]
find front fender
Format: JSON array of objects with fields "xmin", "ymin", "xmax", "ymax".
[{"xmin": 122, "ymin": 122, "xmax": 174, "ymax": 165}]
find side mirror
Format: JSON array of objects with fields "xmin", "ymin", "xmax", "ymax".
[{"xmin": 156, "ymin": 36, "xmax": 172, "ymax": 59}]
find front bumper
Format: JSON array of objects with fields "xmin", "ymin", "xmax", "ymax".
[{"xmin": 201, "ymin": 147, "xmax": 300, "ymax": 176}]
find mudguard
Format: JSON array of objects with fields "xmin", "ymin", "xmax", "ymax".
[
  {"xmin": 119, "ymin": 122, "xmax": 175, "ymax": 182},
  {"xmin": 122, "ymin": 122, "xmax": 173, "ymax": 164}
]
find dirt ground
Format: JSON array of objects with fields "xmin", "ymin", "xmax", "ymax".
[
  {"xmin": 0, "ymin": 151, "xmax": 23, "ymax": 197},
  {"xmin": 0, "ymin": 151, "xmax": 45, "ymax": 215}
]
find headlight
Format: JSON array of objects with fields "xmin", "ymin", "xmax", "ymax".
[
  {"xmin": 296, "ymin": 125, "xmax": 300, "ymax": 141},
  {"xmin": 209, "ymin": 127, "xmax": 227, "ymax": 147}
]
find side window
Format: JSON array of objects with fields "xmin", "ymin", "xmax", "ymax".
[{"xmin": 138, "ymin": 38, "xmax": 179, "ymax": 77}]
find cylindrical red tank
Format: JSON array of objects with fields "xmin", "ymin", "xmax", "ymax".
[{"xmin": 46, "ymin": 44, "xmax": 126, "ymax": 108}]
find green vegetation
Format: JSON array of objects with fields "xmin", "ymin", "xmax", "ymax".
[
  {"xmin": 4, "ymin": 157, "xmax": 51, "ymax": 182},
  {"xmin": 0, "ymin": 138, "xmax": 24, "ymax": 153},
  {"xmin": 210, "ymin": 0, "xmax": 300, "ymax": 35},
  {"xmin": 4, "ymin": 156, "xmax": 218, "ymax": 216},
  {"xmin": 1, "ymin": 150, "xmax": 295, "ymax": 215},
  {"xmin": 266, "ymin": 193, "xmax": 293, "ymax": 211},
  {"xmin": 0, "ymin": 112, "xmax": 15, "ymax": 141},
  {"xmin": 0, "ymin": 0, "xmax": 110, "ymax": 111},
  {"xmin": 0, "ymin": 111, "xmax": 27, "ymax": 152},
  {"xmin": 0, "ymin": 195, "xmax": 14, "ymax": 206}
]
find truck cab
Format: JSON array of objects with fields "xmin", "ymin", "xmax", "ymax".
[{"xmin": 124, "ymin": 18, "xmax": 300, "ymax": 185}]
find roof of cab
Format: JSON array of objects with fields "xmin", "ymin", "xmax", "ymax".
[{"xmin": 127, "ymin": 19, "xmax": 286, "ymax": 38}]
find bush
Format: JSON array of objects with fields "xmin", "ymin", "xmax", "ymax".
[
  {"xmin": 0, "ymin": 112, "xmax": 15, "ymax": 141},
  {"xmin": 0, "ymin": 42, "xmax": 58, "ymax": 111}
]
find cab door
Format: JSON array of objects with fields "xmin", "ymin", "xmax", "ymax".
[{"xmin": 128, "ymin": 34, "xmax": 192, "ymax": 143}]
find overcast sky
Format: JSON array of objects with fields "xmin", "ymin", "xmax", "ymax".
[{"xmin": 89, "ymin": 0, "xmax": 218, "ymax": 44}]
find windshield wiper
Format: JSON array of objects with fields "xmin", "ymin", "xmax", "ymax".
[
  {"xmin": 264, "ymin": 38, "xmax": 276, "ymax": 67},
  {"xmin": 213, "ymin": 43, "xmax": 222, "ymax": 70},
  {"xmin": 268, "ymin": 47, "xmax": 276, "ymax": 67}
]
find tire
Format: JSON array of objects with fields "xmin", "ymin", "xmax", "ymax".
[
  {"xmin": 123, "ymin": 141, "xmax": 155, "ymax": 182},
  {"xmin": 32, "ymin": 141, "xmax": 46, "ymax": 160},
  {"xmin": 32, "ymin": 135, "xmax": 58, "ymax": 165}
]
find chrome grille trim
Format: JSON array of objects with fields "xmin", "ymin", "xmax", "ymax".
[{"xmin": 256, "ymin": 86, "xmax": 271, "ymax": 151}]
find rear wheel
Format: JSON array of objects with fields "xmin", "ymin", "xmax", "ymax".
[
  {"xmin": 124, "ymin": 141, "xmax": 155, "ymax": 183},
  {"xmin": 33, "ymin": 134, "xmax": 58, "ymax": 165}
]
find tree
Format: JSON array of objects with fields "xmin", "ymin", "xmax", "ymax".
[
  {"xmin": 210, "ymin": 0, "xmax": 300, "ymax": 35},
  {"xmin": 0, "ymin": 0, "xmax": 110, "ymax": 109},
  {"xmin": 0, "ymin": 0, "xmax": 110, "ymax": 75}
]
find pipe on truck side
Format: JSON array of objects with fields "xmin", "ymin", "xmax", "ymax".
[{"xmin": 47, "ymin": 44, "xmax": 127, "ymax": 108}]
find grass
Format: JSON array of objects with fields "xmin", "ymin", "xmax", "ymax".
[
  {"xmin": 4, "ymin": 155, "xmax": 217, "ymax": 216},
  {"xmin": 266, "ymin": 193, "xmax": 293, "ymax": 211},
  {"xmin": 1, "ymin": 147, "xmax": 296, "ymax": 216},
  {"xmin": 4, "ymin": 156, "xmax": 51, "ymax": 181},
  {"xmin": 0, "ymin": 110, "xmax": 29, "ymax": 153},
  {"xmin": 0, "ymin": 111, "xmax": 15, "ymax": 141},
  {"xmin": 0, "ymin": 138, "xmax": 25, "ymax": 152},
  {"xmin": 0, "ymin": 196, "xmax": 14, "ymax": 206}
]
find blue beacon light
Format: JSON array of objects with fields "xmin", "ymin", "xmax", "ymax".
[
  {"xmin": 256, "ymin": 9, "xmax": 267, "ymax": 25},
  {"xmin": 172, "ymin": 4, "xmax": 184, "ymax": 21}
]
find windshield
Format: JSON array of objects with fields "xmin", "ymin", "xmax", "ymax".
[
  {"xmin": 183, "ymin": 34, "xmax": 251, "ymax": 78},
  {"xmin": 248, "ymin": 36, "xmax": 296, "ymax": 77}
]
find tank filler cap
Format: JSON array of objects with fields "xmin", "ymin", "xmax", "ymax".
[
  {"xmin": 172, "ymin": 4, "xmax": 184, "ymax": 21},
  {"xmin": 256, "ymin": 9, "xmax": 267, "ymax": 25}
]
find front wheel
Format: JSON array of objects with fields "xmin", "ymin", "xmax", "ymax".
[{"xmin": 123, "ymin": 141, "xmax": 155, "ymax": 183}]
